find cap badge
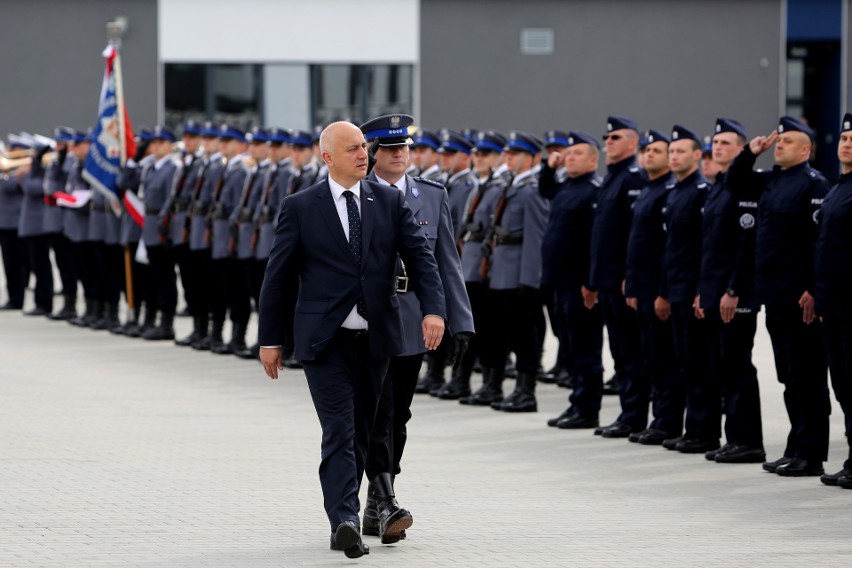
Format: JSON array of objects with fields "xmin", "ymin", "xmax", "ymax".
[
  {"xmin": 568, "ymin": 137, "xmax": 574, "ymax": 145},
  {"xmin": 845, "ymin": 121, "xmax": 851, "ymax": 130},
  {"xmin": 716, "ymin": 124, "xmax": 722, "ymax": 133},
  {"xmin": 672, "ymin": 131, "xmax": 679, "ymax": 140},
  {"xmin": 778, "ymin": 125, "xmax": 785, "ymax": 133},
  {"xmin": 390, "ymin": 116, "xmax": 400, "ymax": 128},
  {"xmin": 607, "ymin": 122, "xmax": 613, "ymax": 131}
]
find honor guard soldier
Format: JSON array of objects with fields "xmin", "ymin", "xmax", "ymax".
[
  {"xmin": 61, "ymin": 130, "xmax": 97, "ymax": 327},
  {"xmin": 44, "ymin": 127, "xmax": 79, "ymax": 320},
  {"xmin": 208, "ymin": 124, "xmax": 251, "ymax": 355},
  {"xmin": 815, "ymin": 113, "xmax": 852, "ymax": 488},
  {"xmin": 17, "ymin": 136, "xmax": 55, "ymax": 316},
  {"xmin": 290, "ymin": 130, "xmax": 321, "ymax": 193},
  {"xmin": 139, "ymin": 126, "xmax": 182, "ymax": 340},
  {"xmin": 698, "ymin": 119, "xmax": 765, "ymax": 464},
  {"xmin": 453, "ymin": 131, "xmax": 509, "ymax": 402},
  {"xmin": 187, "ymin": 122, "xmax": 227, "ymax": 350},
  {"xmin": 231, "ymin": 126, "xmax": 271, "ymax": 359},
  {"xmin": 311, "ymin": 125, "xmax": 328, "ymax": 181},
  {"xmin": 0, "ymin": 135, "xmax": 29, "ymax": 310},
  {"xmin": 657, "ymin": 126, "xmax": 715, "ymax": 453},
  {"xmin": 409, "ymin": 130, "xmax": 442, "ymax": 180},
  {"xmin": 538, "ymin": 132, "xmax": 605, "ymax": 429},
  {"xmin": 584, "ymin": 116, "xmax": 648, "ymax": 437},
  {"xmin": 360, "ymin": 113, "xmax": 474, "ymax": 543},
  {"xmin": 113, "ymin": 128, "xmax": 154, "ymax": 335},
  {"xmin": 727, "ymin": 116, "xmax": 830, "ymax": 477},
  {"xmin": 483, "ymin": 131, "xmax": 549, "ymax": 413}
]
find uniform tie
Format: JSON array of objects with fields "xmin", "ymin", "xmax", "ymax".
[{"xmin": 343, "ymin": 190, "xmax": 368, "ymax": 320}]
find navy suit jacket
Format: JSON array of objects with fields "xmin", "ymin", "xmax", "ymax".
[{"xmin": 258, "ymin": 178, "xmax": 447, "ymax": 361}]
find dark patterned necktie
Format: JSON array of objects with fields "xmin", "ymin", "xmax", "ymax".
[{"xmin": 343, "ymin": 190, "xmax": 368, "ymax": 320}]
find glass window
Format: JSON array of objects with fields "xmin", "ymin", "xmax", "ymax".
[
  {"xmin": 164, "ymin": 63, "xmax": 262, "ymax": 131},
  {"xmin": 310, "ymin": 64, "xmax": 413, "ymax": 126}
]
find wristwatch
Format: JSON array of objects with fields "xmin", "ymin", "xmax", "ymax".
[{"xmin": 725, "ymin": 288, "xmax": 737, "ymax": 297}]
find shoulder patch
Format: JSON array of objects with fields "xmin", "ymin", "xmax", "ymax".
[{"xmin": 413, "ymin": 176, "xmax": 445, "ymax": 189}]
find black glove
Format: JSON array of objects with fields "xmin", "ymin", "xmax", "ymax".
[
  {"xmin": 366, "ymin": 139, "xmax": 379, "ymax": 175},
  {"xmin": 57, "ymin": 144, "xmax": 68, "ymax": 167},
  {"xmin": 448, "ymin": 331, "xmax": 474, "ymax": 370},
  {"xmin": 133, "ymin": 140, "xmax": 150, "ymax": 163}
]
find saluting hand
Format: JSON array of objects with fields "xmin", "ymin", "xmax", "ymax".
[
  {"xmin": 422, "ymin": 315, "xmax": 445, "ymax": 350},
  {"xmin": 749, "ymin": 130, "xmax": 778, "ymax": 156},
  {"xmin": 799, "ymin": 291, "xmax": 815, "ymax": 324},
  {"xmin": 260, "ymin": 346, "xmax": 284, "ymax": 379},
  {"xmin": 547, "ymin": 151, "xmax": 563, "ymax": 169}
]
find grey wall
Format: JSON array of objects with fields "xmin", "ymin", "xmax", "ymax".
[
  {"xmin": 420, "ymin": 0, "xmax": 783, "ymax": 147},
  {"xmin": 0, "ymin": 0, "xmax": 158, "ymax": 140}
]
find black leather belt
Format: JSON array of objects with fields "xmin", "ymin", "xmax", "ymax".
[
  {"xmin": 338, "ymin": 328, "xmax": 368, "ymax": 339},
  {"xmin": 172, "ymin": 203, "xmax": 189, "ymax": 213},
  {"xmin": 145, "ymin": 207, "xmax": 161, "ymax": 215},
  {"xmin": 494, "ymin": 234, "xmax": 523, "ymax": 246}
]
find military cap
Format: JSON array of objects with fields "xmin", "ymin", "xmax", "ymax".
[
  {"xmin": 71, "ymin": 129, "xmax": 92, "ymax": 144},
  {"xmin": 360, "ymin": 114, "xmax": 415, "ymax": 146},
  {"xmin": 670, "ymin": 125, "xmax": 701, "ymax": 144},
  {"xmin": 248, "ymin": 126, "xmax": 271, "ymax": 144},
  {"xmin": 777, "ymin": 116, "xmax": 814, "ymax": 142},
  {"xmin": 438, "ymin": 129, "xmax": 473, "ymax": 154},
  {"xmin": 474, "ymin": 131, "xmax": 507, "ymax": 153},
  {"xmin": 504, "ymin": 131, "xmax": 543, "ymax": 155},
  {"xmin": 566, "ymin": 131, "xmax": 601, "ymax": 150},
  {"xmin": 312, "ymin": 125, "xmax": 323, "ymax": 143},
  {"xmin": 544, "ymin": 130, "xmax": 570, "ymax": 148},
  {"xmin": 289, "ymin": 129, "xmax": 313, "ymax": 147},
  {"xmin": 219, "ymin": 124, "xmax": 247, "ymax": 142},
  {"xmin": 135, "ymin": 127, "xmax": 153, "ymax": 143},
  {"xmin": 7, "ymin": 133, "xmax": 33, "ymax": 150},
  {"xmin": 54, "ymin": 126, "xmax": 78, "ymax": 143},
  {"xmin": 605, "ymin": 115, "xmax": 639, "ymax": 135},
  {"xmin": 461, "ymin": 128, "xmax": 479, "ymax": 144},
  {"xmin": 643, "ymin": 129, "xmax": 670, "ymax": 145},
  {"xmin": 702, "ymin": 136, "xmax": 713, "ymax": 155},
  {"xmin": 714, "ymin": 118, "xmax": 747, "ymax": 139},
  {"xmin": 841, "ymin": 113, "xmax": 852, "ymax": 133},
  {"xmin": 411, "ymin": 130, "xmax": 441, "ymax": 150},
  {"xmin": 268, "ymin": 127, "xmax": 290, "ymax": 145},
  {"xmin": 182, "ymin": 120, "xmax": 203, "ymax": 137},
  {"xmin": 151, "ymin": 125, "xmax": 176, "ymax": 143},
  {"xmin": 201, "ymin": 121, "xmax": 220, "ymax": 138}
]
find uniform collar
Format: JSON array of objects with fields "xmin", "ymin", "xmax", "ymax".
[
  {"xmin": 606, "ymin": 155, "xmax": 636, "ymax": 174},
  {"xmin": 154, "ymin": 155, "xmax": 172, "ymax": 171},
  {"xmin": 448, "ymin": 168, "xmax": 471, "ymax": 185},
  {"xmin": 374, "ymin": 173, "xmax": 407, "ymax": 193}
]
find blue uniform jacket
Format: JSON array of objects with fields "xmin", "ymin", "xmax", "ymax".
[
  {"xmin": 661, "ymin": 169, "xmax": 707, "ymax": 303},
  {"xmin": 814, "ymin": 171, "xmax": 852, "ymax": 320},
  {"xmin": 625, "ymin": 173, "xmax": 673, "ymax": 300},
  {"xmin": 141, "ymin": 157, "xmax": 181, "ymax": 247}
]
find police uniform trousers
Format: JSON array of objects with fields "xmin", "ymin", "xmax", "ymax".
[
  {"xmin": 481, "ymin": 287, "xmax": 542, "ymax": 374},
  {"xmin": 457, "ymin": 281, "xmax": 488, "ymax": 372},
  {"xmin": 145, "ymin": 244, "xmax": 177, "ymax": 315},
  {"xmin": 0, "ymin": 228, "xmax": 27, "ymax": 307},
  {"xmin": 23, "ymin": 234, "xmax": 53, "ymax": 311},
  {"xmin": 822, "ymin": 315, "xmax": 852, "ymax": 468},
  {"xmin": 93, "ymin": 242, "xmax": 122, "ymax": 305},
  {"xmin": 636, "ymin": 299, "xmax": 683, "ymax": 436},
  {"xmin": 704, "ymin": 307, "xmax": 763, "ymax": 447},
  {"xmin": 765, "ymin": 303, "xmax": 830, "ymax": 461},
  {"xmin": 554, "ymin": 286, "xmax": 603, "ymax": 418},
  {"xmin": 211, "ymin": 257, "xmax": 250, "ymax": 326},
  {"xmin": 246, "ymin": 257, "xmax": 267, "ymax": 311},
  {"xmin": 303, "ymin": 329, "xmax": 388, "ymax": 530},
  {"xmin": 173, "ymin": 243, "xmax": 192, "ymax": 311},
  {"xmin": 599, "ymin": 289, "xmax": 647, "ymax": 430},
  {"xmin": 365, "ymin": 352, "xmax": 425, "ymax": 480},
  {"xmin": 121, "ymin": 242, "xmax": 149, "ymax": 313},
  {"xmin": 671, "ymin": 302, "xmax": 718, "ymax": 443},
  {"xmin": 72, "ymin": 241, "xmax": 98, "ymax": 302},
  {"xmin": 186, "ymin": 249, "xmax": 212, "ymax": 318},
  {"xmin": 49, "ymin": 232, "xmax": 77, "ymax": 300},
  {"xmin": 542, "ymin": 283, "xmax": 574, "ymax": 377}
]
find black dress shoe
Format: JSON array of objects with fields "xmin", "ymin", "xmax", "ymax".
[
  {"xmin": 675, "ymin": 438, "xmax": 720, "ymax": 454},
  {"xmin": 555, "ymin": 370, "xmax": 576, "ymax": 389},
  {"xmin": 601, "ymin": 374, "xmax": 620, "ymax": 395},
  {"xmin": 600, "ymin": 421, "xmax": 634, "ymax": 438},
  {"xmin": 714, "ymin": 444, "xmax": 766, "ymax": 464},
  {"xmin": 628, "ymin": 430, "xmax": 647, "ymax": 443},
  {"xmin": 547, "ymin": 408, "xmax": 572, "ymax": 427},
  {"xmin": 638, "ymin": 429, "xmax": 674, "ymax": 446},
  {"xmin": 24, "ymin": 307, "xmax": 50, "ymax": 317},
  {"xmin": 820, "ymin": 468, "xmax": 852, "ymax": 486},
  {"xmin": 762, "ymin": 456, "xmax": 793, "ymax": 473},
  {"xmin": 330, "ymin": 521, "xmax": 369, "ymax": 558},
  {"xmin": 557, "ymin": 414, "xmax": 599, "ymax": 429},
  {"xmin": 0, "ymin": 302, "xmax": 23, "ymax": 310},
  {"xmin": 705, "ymin": 443, "xmax": 734, "ymax": 461},
  {"xmin": 662, "ymin": 436, "xmax": 683, "ymax": 450},
  {"xmin": 594, "ymin": 421, "xmax": 618, "ymax": 436},
  {"xmin": 775, "ymin": 458, "xmax": 824, "ymax": 477},
  {"xmin": 837, "ymin": 475, "xmax": 852, "ymax": 489}
]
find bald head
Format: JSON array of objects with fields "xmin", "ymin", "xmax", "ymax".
[{"xmin": 320, "ymin": 121, "xmax": 369, "ymax": 186}]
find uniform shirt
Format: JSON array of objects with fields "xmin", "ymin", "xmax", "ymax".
[
  {"xmin": 539, "ymin": 165, "xmax": 601, "ymax": 290},
  {"xmin": 726, "ymin": 147, "xmax": 828, "ymax": 307},
  {"xmin": 328, "ymin": 175, "xmax": 368, "ymax": 330},
  {"xmin": 588, "ymin": 156, "xmax": 646, "ymax": 292},
  {"xmin": 661, "ymin": 169, "xmax": 707, "ymax": 304},
  {"xmin": 445, "ymin": 168, "xmax": 477, "ymax": 233},
  {"xmin": 698, "ymin": 171, "xmax": 758, "ymax": 309},
  {"xmin": 814, "ymin": 170, "xmax": 852, "ymax": 320},
  {"xmin": 624, "ymin": 172, "xmax": 674, "ymax": 300},
  {"xmin": 458, "ymin": 169, "xmax": 507, "ymax": 283}
]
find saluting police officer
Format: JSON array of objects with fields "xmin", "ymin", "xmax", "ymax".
[
  {"xmin": 584, "ymin": 116, "xmax": 648, "ymax": 437},
  {"xmin": 727, "ymin": 116, "xmax": 830, "ymax": 477},
  {"xmin": 359, "ymin": 114, "xmax": 474, "ymax": 544},
  {"xmin": 17, "ymin": 138, "xmax": 54, "ymax": 316},
  {"xmin": 815, "ymin": 112, "xmax": 852, "ymax": 488},
  {"xmin": 0, "ymin": 136, "xmax": 28, "ymax": 310},
  {"xmin": 623, "ymin": 130, "xmax": 678, "ymax": 445},
  {"xmin": 539, "ymin": 132, "xmax": 605, "ymax": 429},
  {"xmin": 698, "ymin": 119, "xmax": 765, "ymax": 464}
]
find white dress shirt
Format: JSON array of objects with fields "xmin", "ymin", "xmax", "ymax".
[
  {"xmin": 328, "ymin": 175, "xmax": 369, "ymax": 330},
  {"xmin": 374, "ymin": 173, "xmax": 407, "ymax": 194}
]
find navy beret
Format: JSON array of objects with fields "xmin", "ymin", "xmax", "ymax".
[
  {"xmin": 670, "ymin": 124, "xmax": 701, "ymax": 144},
  {"xmin": 841, "ymin": 113, "xmax": 852, "ymax": 134},
  {"xmin": 606, "ymin": 115, "xmax": 639, "ymax": 134},
  {"xmin": 714, "ymin": 118, "xmax": 747, "ymax": 139},
  {"xmin": 566, "ymin": 131, "xmax": 601, "ymax": 150},
  {"xmin": 778, "ymin": 116, "xmax": 815, "ymax": 142}
]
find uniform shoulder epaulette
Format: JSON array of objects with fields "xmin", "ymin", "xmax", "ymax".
[
  {"xmin": 413, "ymin": 176, "xmax": 445, "ymax": 189},
  {"xmin": 697, "ymin": 182, "xmax": 708, "ymax": 189},
  {"xmin": 591, "ymin": 178, "xmax": 601, "ymax": 188},
  {"xmin": 628, "ymin": 166, "xmax": 642, "ymax": 174},
  {"xmin": 807, "ymin": 168, "xmax": 826, "ymax": 181},
  {"xmin": 665, "ymin": 182, "xmax": 676, "ymax": 190}
]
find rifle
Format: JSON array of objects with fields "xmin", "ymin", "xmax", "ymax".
[
  {"xmin": 182, "ymin": 157, "xmax": 212, "ymax": 243},
  {"xmin": 457, "ymin": 169, "xmax": 493, "ymax": 252},
  {"xmin": 229, "ymin": 164, "xmax": 261, "ymax": 255},
  {"xmin": 251, "ymin": 165, "xmax": 279, "ymax": 252},
  {"xmin": 479, "ymin": 179, "xmax": 513, "ymax": 281},
  {"xmin": 158, "ymin": 160, "xmax": 186, "ymax": 243},
  {"xmin": 204, "ymin": 165, "xmax": 227, "ymax": 246}
]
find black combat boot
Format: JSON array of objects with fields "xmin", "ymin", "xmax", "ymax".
[
  {"xmin": 48, "ymin": 293, "xmax": 77, "ymax": 321},
  {"xmin": 371, "ymin": 473, "xmax": 413, "ymax": 544},
  {"xmin": 230, "ymin": 323, "xmax": 251, "ymax": 358},
  {"xmin": 128, "ymin": 307, "xmax": 157, "ymax": 338},
  {"xmin": 69, "ymin": 299, "xmax": 97, "ymax": 327},
  {"xmin": 361, "ymin": 484, "xmax": 380, "ymax": 537},
  {"xmin": 142, "ymin": 311, "xmax": 175, "ymax": 340},
  {"xmin": 460, "ymin": 366, "xmax": 505, "ymax": 406},
  {"xmin": 414, "ymin": 354, "xmax": 445, "ymax": 394},
  {"xmin": 91, "ymin": 302, "xmax": 119, "ymax": 331},
  {"xmin": 176, "ymin": 316, "xmax": 204, "ymax": 347},
  {"xmin": 436, "ymin": 358, "xmax": 473, "ymax": 400},
  {"xmin": 198, "ymin": 319, "xmax": 224, "ymax": 351},
  {"xmin": 210, "ymin": 320, "xmax": 232, "ymax": 354},
  {"xmin": 500, "ymin": 372, "xmax": 538, "ymax": 412}
]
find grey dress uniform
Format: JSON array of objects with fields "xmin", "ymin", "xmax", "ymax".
[
  {"xmin": 141, "ymin": 156, "xmax": 182, "ymax": 247},
  {"xmin": 459, "ymin": 170, "xmax": 507, "ymax": 283},
  {"xmin": 445, "ymin": 168, "xmax": 477, "ymax": 234},
  {"xmin": 61, "ymin": 157, "xmax": 91, "ymax": 244},
  {"xmin": 233, "ymin": 159, "xmax": 269, "ymax": 260},
  {"xmin": 0, "ymin": 168, "xmax": 25, "ymax": 308},
  {"xmin": 43, "ymin": 154, "xmax": 72, "ymax": 234},
  {"xmin": 210, "ymin": 155, "xmax": 247, "ymax": 260},
  {"xmin": 164, "ymin": 150, "xmax": 204, "ymax": 246},
  {"xmin": 18, "ymin": 161, "xmax": 54, "ymax": 313},
  {"xmin": 189, "ymin": 153, "xmax": 225, "ymax": 251},
  {"xmin": 255, "ymin": 159, "xmax": 294, "ymax": 260}
]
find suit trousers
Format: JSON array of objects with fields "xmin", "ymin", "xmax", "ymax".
[
  {"xmin": 0, "ymin": 228, "xmax": 26, "ymax": 306},
  {"xmin": 186, "ymin": 249, "xmax": 212, "ymax": 318},
  {"xmin": 481, "ymin": 288, "xmax": 543, "ymax": 374},
  {"xmin": 822, "ymin": 315, "xmax": 852, "ymax": 468},
  {"xmin": 636, "ymin": 299, "xmax": 682, "ymax": 436},
  {"xmin": 600, "ymin": 289, "xmax": 647, "ymax": 430},
  {"xmin": 24, "ymin": 234, "xmax": 53, "ymax": 311},
  {"xmin": 366, "ymin": 352, "xmax": 426, "ymax": 481},
  {"xmin": 704, "ymin": 307, "xmax": 763, "ymax": 447},
  {"xmin": 303, "ymin": 330, "xmax": 388, "ymax": 529},
  {"xmin": 72, "ymin": 241, "xmax": 97, "ymax": 301},
  {"xmin": 554, "ymin": 287, "xmax": 603, "ymax": 418},
  {"xmin": 765, "ymin": 304, "xmax": 830, "ymax": 461}
]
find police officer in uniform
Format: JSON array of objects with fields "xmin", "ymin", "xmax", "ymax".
[
  {"xmin": 815, "ymin": 113, "xmax": 852, "ymax": 488},
  {"xmin": 698, "ymin": 119, "xmax": 765, "ymax": 464},
  {"xmin": 0, "ymin": 136, "xmax": 28, "ymax": 310},
  {"xmin": 17, "ymin": 138, "xmax": 54, "ymax": 316},
  {"xmin": 140, "ymin": 126, "xmax": 182, "ymax": 340},
  {"xmin": 359, "ymin": 114, "xmax": 474, "ymax": 543},
  {"xmin": 539, "ymin": 132, "xmax": 604, "ymax": 429},
  {"xmin": 727, "ymin": 116, "xmax": 829, "ymax": 477},
  {"xmin": 409, "ymin": 130, "xmax": 442, "ymax": 179},
  {"xmin": 584, "ymin": 116, "xmax": 648, "ymax": 437},
  {"xmin": 290, "ymin": 130, "xmax": 322, "ymax": 193},
  {"xmin": 623, "ymin": 130, "xmax": 679, "ymax": 444}
]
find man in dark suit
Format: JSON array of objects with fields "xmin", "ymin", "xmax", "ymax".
[{"xmin": 258, "ymin": 121, "xmax": 446, "ymax": 558}]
